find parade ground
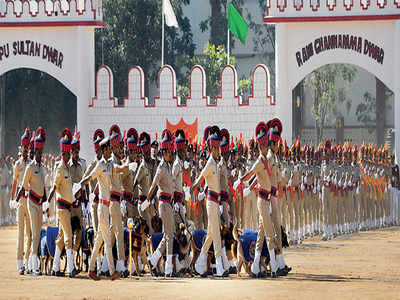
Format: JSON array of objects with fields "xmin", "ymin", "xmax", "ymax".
[{"xmin": 0, "ymin": 226, "xmax": 399, "ymax": 300}]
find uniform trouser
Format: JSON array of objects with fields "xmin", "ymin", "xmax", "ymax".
[
  {"xmin": 156, "ymin": 201, "xmax": 175, "ymax": 256},
  {"xmin": 109, "ymin": 201, "xmax": 125, "ymax": 261},
  {"xmin": 124, "ymin": 202, "xmax": 139, "ymax": 226},
  {"xmin": 270, "ymin": 197, "xmax": 282, "ymax": 245},
  {"xmin": 17, "ymin": 197, "xmax": 32, "ymax": 261},
  {"xmin": 220, "ymin": 201, "xmax": 230, "ymax": 227},
  {"xmin": 305, "ymin": 192, "xmax": 312, "ymax": 230},
  {"xmin": 244, "ymin": 191, "xmax": 257, "ymax": 230},
  {"xmin": 288, "ymin": 197, "xmax": 295, "ymax": 234},
  {"xmin": 89, "ymin": 203, "xmax": 115, "ymax": 273},
  {"xmin": 201, "ymin": 200, "xmax": 222, "ymax": 258},
  {"xmin": 27, "ymin": 200, "xmax": 42, "ymax": 260},
  {"xmin": 71, "ymin": 205, "xmax": 82, "ymax": 252},
  {"xmin": 280, "ymin": 194, "xmax": 289, "ymax": 230},
  {"xmin": 139, "ymin": 204, "xmax": 153, "ymax": 234},
  {"xmin": 255, "ymin": 198, "xmax": 279, "ymax": 252},
  {"xmin": 55, "ymin": 208, "xmax": 73, "ymax": 250},
  {"xmin": 293, "ymin": 193, "xmax": 301, "ymax": 234},
  {"xmin": 361, "ymin": 189, "xmax": 367, "ymax": 224},
  {"xmin": 329, "ymin": 193, "xmax": 336, "ymax": 228},
  {"xmin": 322, "ymin": 187, "xmax": 330, "ymax": 230},
  {"xmin": 90, "ymin": 201, "xmax": 99, "ymax": 236}
]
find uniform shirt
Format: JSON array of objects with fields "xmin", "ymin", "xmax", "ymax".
[
  {"xmin": 320, "ymin": 159, "xmax": 332, "ymax": 187},
  {"xmin": 152, "ymin": 158, "xmax": 174, "ymax": 195},
  {"xmin": 13, "ymin": 157, "xmax": 29, "ymax": 189},
  {"xmin": 121, "ymin": 158, "xmax": 138, "ymax": 197},
  {"xmin": 88, "ymin": 158, "xmax": 112, "ymax": 201},
  {"xmin": 172, "ymin": 156, "xmax": 184, "ymax": 194},
  {"xmin": 53, "ymin": 160, "xmax": 74, "ymax": 204},
  {"xmin": 291, "ymin": 160, "xmax": 302, "ymax": 186},
  {"xmin": 134, "ymin": 160, "xmax": 152, "ymax": 196},
  {"xmin": 110, "ymin": 154, "xmax": 122, "ymax": 193},
  {"xmin": 219, "ymin": 158, "xmax": 230, "ymax": 193},
  {"xmin": 69, "ymin": 160, "xmax": 84, "ymax": 184},
  {"xmin": 84, "ymin": 158, "xmax": 100, "ymax": 193},
  {"xmin": 248, "ymin": 154, "xmax": 272, "ymax": 191},
  {"xmin": 199, "ymin": 156, "xmax": 221, "ymax": 194},
  {"xmin": 22, "ymin": 160, "xmax": 46, "ymax": 198}
]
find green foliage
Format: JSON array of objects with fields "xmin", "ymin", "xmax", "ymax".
[
  {"xmin": 177, "ymin": 42, "xmax": 251, "ymax": 105},
  {"xmin": 305, "ymin": 64, "xmax": 357, "ymax": 142},
  {"xmin": 96, "ymin": 0, "xmax": 195, "ymax": 97},
  {"xmin": 200, "ymin": 0, "xmax": 245, "ymax": 48}
]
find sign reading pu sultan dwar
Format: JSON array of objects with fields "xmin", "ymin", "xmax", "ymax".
[
  {"xmin": 295, "ymin": 34, "xmax": 384, "ymax": 67},
  {"xmin": 0, "ymin": 40, "xmax": 64, "ymax": 69}
]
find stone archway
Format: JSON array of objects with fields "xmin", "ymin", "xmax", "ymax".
[{"xmin": 265, "ymin": 2, "xmax": 400, "ymax": 159}]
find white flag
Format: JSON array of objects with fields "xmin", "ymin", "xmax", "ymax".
[{"xmin": 163, "ymin": 0, "xmax": 179, "ymax": 28}]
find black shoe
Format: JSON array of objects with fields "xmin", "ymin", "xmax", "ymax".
[
  {"xmin": 266, "ymin": 270, "xmax": 271, "ymax": 277},
  {"xmin": 258, "ymin": 271, "xmax": 267, "ymax": 278},
  {"xmin": 165, "ymin": 272, "xmax": 177, "ymax": 278},
  {"xmin": 99, "ymin": 271, "xmax": 110, "ymax": 277},
  {"xmin": 51, "ymin": 270, "xmax": 65, "ymax": 277},
  {"xmin": 68, "ymin": 268, "xmax": 79, "ymax": 278},
  {"xmin": 19, "ymin": 267, "xmax": 25, "ymax": 275},
  {"xmin": 271, "ymin": 272, "xmax": 277, "ymax": 278},
  {"xmin": 284, "ymin": 265, "xmax": 292, "ymax": 273},
  {"xmin": 200, "ymin": 272, "xmax": 208, "ymax": 278},
  {"xmin": 121, "ymin": 270, "xmax": 129, "ymax": 278},
  {"xmin": 229, "ymin": 266, "xmax": 237, "ymax": 274},
  {"xmin": 277, "ymin": 268, "xmax": 288, "ymax": 276},
  {"xmin": 250, "ymin": 272, "xmax": 258, "ymax": 278},
  {"xmin": 223, "ymin": 270, "xmax": 229, "ymax": 277}
]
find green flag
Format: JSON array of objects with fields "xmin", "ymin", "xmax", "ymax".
[{"xmin": 228, "ymin": 2, "xmax": 248, "ymax": 45}]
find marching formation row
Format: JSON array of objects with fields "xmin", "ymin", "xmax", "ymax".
[{"xmin": 5, "ymin": 120, "xmax": 400, "ymax": 280}]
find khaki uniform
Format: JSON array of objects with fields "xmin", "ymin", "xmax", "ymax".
[
  {"xmin": 13, "ymin": 158, "xmax": 32, "ymax": 262},
  {"xmin": 69, "ymin": 160, "xmax": 85, "ymax": 252},
  {"xmin": 109, "ymin": 154, "xmax": 125, "ymax": 264},
  {"xmin": 172, "ymin": 156, "xmax": 186, "ymax": 227},
  {"xmin": 243, "ymin": 157, "xmax": 258, "ymax": 230},
  {"xmin": 84, "ymin": 158, "xmax": 99, "ymax": 234},
  {"xmin": 320, "ymin": 159, "xmax": 332, "ymax": 238},
  {"xmin": 134, "ymin": 159, "xmax": 153, "ymax": 233},
  {"xmin": 199, "ymin": 156, "xmax": 222, "ymax": 258},
  {"xmin": 121, "ymin": 159, "xmax": 139, "ymax": 225},
  {"xmin": 53, "ymin": 160, "xmax": 74, "ymax": 250},
  {"xmin": 21, "ymin": 161, "xmax": 46, "ymax": 268},
  {"xmin": 151, "ymin": 159, "xmax": 175, "ymax": 255},
  {"xmin": 88, "ymin": 158, "xmax": 116, "ymax": 274},
  {"xmin": 219, "ymin": 158, "xmax": 231, "ymax": 226}
]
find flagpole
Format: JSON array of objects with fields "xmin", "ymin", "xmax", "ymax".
[
  {"xmin": 227, "ymin": 1, "xmax": 230, "ymax": 65},
  {"xmin": 162, "ymin": 0, "xmax": 165, "ymax": 67}
]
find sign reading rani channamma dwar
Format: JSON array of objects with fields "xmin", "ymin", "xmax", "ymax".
[
  {"xmin": 295, "ymin": 34, "xmax": 384, "ymax": 68},
  {"xmin": 0, "ymin": 40, "xmax": 64, "ymax": 69}
]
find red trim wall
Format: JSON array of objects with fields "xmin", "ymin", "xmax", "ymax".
[{"xmin": 0, "ymin": 21, "xmax": 106, "ymax": 27}]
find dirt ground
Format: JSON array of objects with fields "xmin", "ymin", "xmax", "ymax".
[{"xmin": 0, "ymin": 225, "xmax": 399, "ymax": 300}]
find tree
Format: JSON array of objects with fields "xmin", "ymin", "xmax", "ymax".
[
  {"xmin": 96, "ymin": 0, "xmax": 195, "ymax": 98},
  {"xmin": 305, "ymin": 64, "xmax": 357, "ymax": 143},
  {"xmin": 245, "ymin": 0, "xmax": 275, "ymax": 94},
  {"xmin": 177, "ymin": 42, "xmax": 251, "ymax": 105},
  {"xmin": 200, "ymin": 0, "xmax": 245, "ymax": 49}
]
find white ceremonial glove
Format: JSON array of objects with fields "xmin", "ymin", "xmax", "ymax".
[
  {"xmin": 184, "ymin": 186, "xmax": 191, "ymax": 202},
  {"xmin": 219, "ymin": 205, "xmax": 223, "ymax": 216},
  {"xmin": 42, "ymin": 201, "xmax": 49, "ymax": 212},
  {"xmin": 121, "ymin": 201, "xmax": 127, "ymax": 215},
  {"xmin": 300, "ymin": 183, "xmax": 305, "ymax": 191},
  {"xmin": 389, "ymin": 183, "xmax": 392, "ymax": 190},
  {"xmin": 334, "ymin": 178, "xmax": 337, "ymax": 186},
  {"xmin": 269, "ymin": 202, "xmax": 272, "ymax": 215},
  {"xmin": 198, "ymin": 191, "xmax": 206, "ymax": 201},
  {"xmin": 140, "ymin": 199, "xmax": 150, "ymax": 211},
  {"xmin": 313, "ymin": 186, "xmax": 317, "ymax": 194},
  {"xmin": 233, "ymin": 178, "xmax": 241, "ymax": 190},
  {"xmin": 174, "ymin": 203, "xmax": 180, "ymax": 212},
  {"xmin": 288, "ymin": 178, "xmax": 292, "ymax": 186},
  {"xmin": 129, "ymin": 162, "xmax": 138, "ymax": 172},
  {"xmin": 343, "ymin": 182, "xmax": 347, "ymax": 189},
  {"xmin": 89, "ymin": 193, "xmax": 96, "ymax": 203},
  {"xmin": 183, "ymin": 205, "xmax": 187, "ymax": 216},
  {"xmin": 384, "ymin": 186, "xmax": 388, "ymax": 193},
  {"xmin": 317, "ymin": 184, "xmax": 321, "ymax": 192},
  {"xmin": 356, "ymin": 186, "xmax": 360, "ymax": 195},
  {"xmin": 243, "ymin": 187, "xmax": 251, "ymax": 197},
  {"xmin": 9, "ymin": 199, "xmax": 17, "ymax": 210},
  {"xmin": 231, "ymin": 169, "xmax": 237, "ymax": 177},
  {"xmin": 184, "ymin": 161, "xmax": 190, "ymax": 170}
]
